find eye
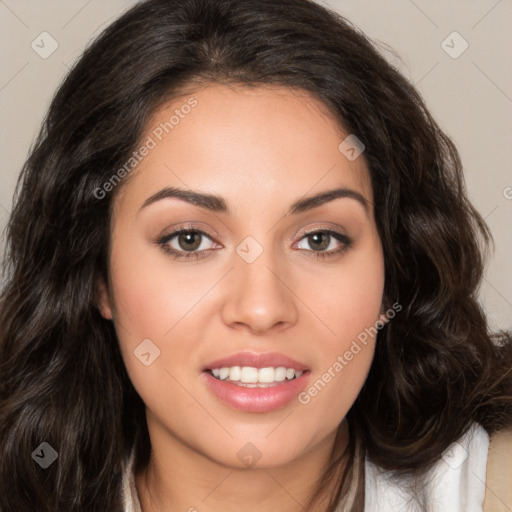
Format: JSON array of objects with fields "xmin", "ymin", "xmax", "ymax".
[
  {"xmin": 294, "ymin": 229, "xmax": 352, "ymax": 259},
  {"xmin": 157, "ymin": 227, "xmax": 219, "ymax": 260},
  {"xmin": 157, "ymin": 226, "xmax": 352, "ymax": 261}
]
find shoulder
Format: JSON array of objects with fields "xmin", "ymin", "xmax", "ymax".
[{"xmin": 364, "ymin": 423, "xmax": 489, "ymax": 512}]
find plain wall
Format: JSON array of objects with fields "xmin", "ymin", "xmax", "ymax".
[{"xmin": 0, "ymin": 0, "xmax": 510, "ymax": 330}]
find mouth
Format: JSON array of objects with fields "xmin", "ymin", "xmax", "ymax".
[{"xmin": 201, "ymin": 352, "xmax": 311, "ymax": 412}]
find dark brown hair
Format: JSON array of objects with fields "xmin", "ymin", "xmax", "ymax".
[{"xmin": 1, "ymin": 0, "xmax": 511, "ymax": 511}]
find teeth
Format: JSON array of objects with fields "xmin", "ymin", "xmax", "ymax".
[
  {"xmin": 209, "ymin": 366, "xmax": 304, "ymax": 384},
  {"xmin": 241, "ymin": 366, "xmax": 259, "ymax": 383},
  {"xmin": 229, "ymin": 366, "xmax": 241, "ymax": 381}
]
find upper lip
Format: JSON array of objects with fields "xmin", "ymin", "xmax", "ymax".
[{"xmin": 203, "ymin": 351, "xmax": 309, "ymax": 371}]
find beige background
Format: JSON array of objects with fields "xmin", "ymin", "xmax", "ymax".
[{"xmin": 0, "ymin": 0, "xmax": 511, "ymax": 331}]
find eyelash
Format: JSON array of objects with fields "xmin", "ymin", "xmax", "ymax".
[{"xmin": 157, "ymin": 225, "xmax": 353, "ymax": 261}]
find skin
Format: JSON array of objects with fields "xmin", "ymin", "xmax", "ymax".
[{"xmin": 97, "ymin": 83, "xmax": 385, "ymax": 512}]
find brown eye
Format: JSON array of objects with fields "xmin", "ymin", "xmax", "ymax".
[
  {"xmin": 176, "ymin": 231, "xmax": 202, "ymax": 251},
  {"xmin": 295, "ymin": 229, "xmax": 351, "ymax": 257},
  {"xmin": 157, "ymin": 227, "xmax": 219, "ymax": 260}
]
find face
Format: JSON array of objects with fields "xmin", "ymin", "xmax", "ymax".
[{"xmin": 98, "ymin": 83, "xmax": 385, "ymax": 470}]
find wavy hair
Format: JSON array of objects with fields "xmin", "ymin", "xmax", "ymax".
[{"xmin": 1, "ymin": 0, "xmax": 511, "ymax": 511}]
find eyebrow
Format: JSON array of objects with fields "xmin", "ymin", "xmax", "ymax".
[{"xmin": 138, "ymin": 186, "xmax": 369, "ymax": 216}]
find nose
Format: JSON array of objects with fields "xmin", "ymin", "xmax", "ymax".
[{"xmin": 220, "ymin": 246, "xmax": 299, "ymax": 335}]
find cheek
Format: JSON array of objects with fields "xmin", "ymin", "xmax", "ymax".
[
  {"xmin": 291, "ymin": 239, "xmax": 384, "ymax": 428},
  {"xmin": 110, "ymin": 256, "xmax": 199, "ymax": 427},
  {"xmin": 300, "ymin": 240, "xmax": 385, "ymax": 348},
  {"xmin": 108, "ymin": 230, "xmax": 216, "ymax": 341},
  {"xmin": 106, "ymin": 235, "xmax": 201, "ymax": 395},
  {"xmin": 294, "ymin": 278, "xmax": 383, "ymax": 436}
]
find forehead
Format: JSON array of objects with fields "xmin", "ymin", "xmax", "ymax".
[{"xmin": 112, "ymin": 83, "xmax": 373, "ymax": 218}]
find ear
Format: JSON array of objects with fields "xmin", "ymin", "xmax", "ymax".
[{"xmin": 95, "ymin": 277, "xmax": 113, "ymax": 320}]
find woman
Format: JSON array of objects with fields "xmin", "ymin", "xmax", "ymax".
[{"xmin": 1, "ymin": 1, "xmax": 511, "ymax": 511}]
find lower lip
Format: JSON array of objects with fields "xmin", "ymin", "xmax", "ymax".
[{"xmin": 203, "ymin": 371, "xmax": 310, "ymax": 413}]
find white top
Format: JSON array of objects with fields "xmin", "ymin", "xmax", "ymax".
[
  {"xmin": 122, "ymin": 423, "xmax": 489, "ymax": 512},
  {"xmin": 364, "ymin": 423, "xmax": 489, "ymax": 512}
]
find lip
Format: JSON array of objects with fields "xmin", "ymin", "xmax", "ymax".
[
  {"xmin": 202, "ymin": 370, "xmax": 310, "ymax": 413},
  {"xmin": 202, "ymin": 351, "xmax": 309, "ymax": 371}
]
